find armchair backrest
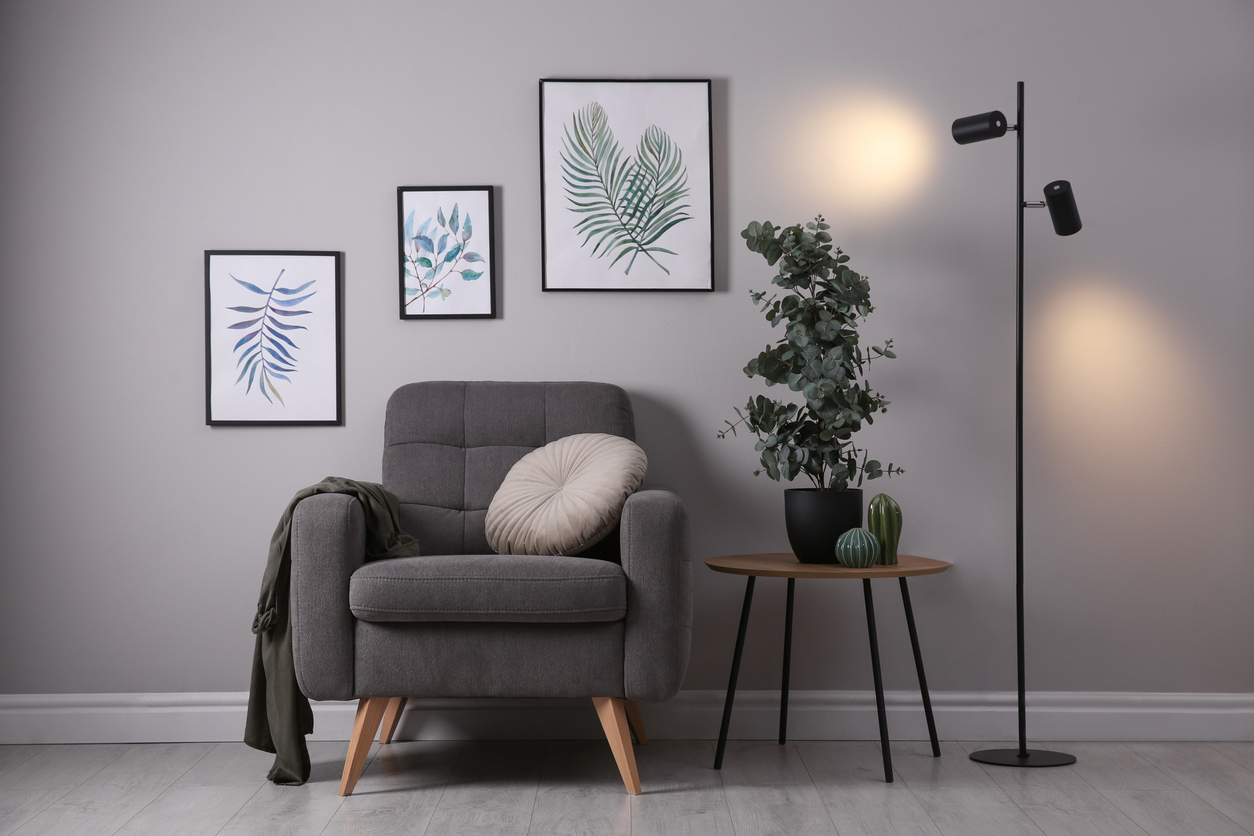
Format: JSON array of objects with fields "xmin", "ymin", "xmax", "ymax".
[{"xmin": 383, "ymin": 381, "xmax": 636, "ymax": 554}]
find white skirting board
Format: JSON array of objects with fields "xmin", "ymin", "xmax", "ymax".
[{"xmin": 1, "ymin": 690, "xmax": 1252, "ymax": 745}]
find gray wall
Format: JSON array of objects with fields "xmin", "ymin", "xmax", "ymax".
[{"xmin": 2, "ymin": 0, "xmax": 1251, "ymax": 698}]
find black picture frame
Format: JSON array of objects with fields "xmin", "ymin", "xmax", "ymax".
[
  {"xmin": 398, "ymin": 186, "xmax": 497, "ymax": 319},
  {"xmin": 204, "ymin": 250, "xmax": 344, "ymax": 426},
  {"xmin": 540, "ymin": 78, "xmax": 714, "ymax": 292}
]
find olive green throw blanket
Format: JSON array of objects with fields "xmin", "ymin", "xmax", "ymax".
[{"xmin": 244, "ymin": 478, "xmax": 421, "ymax": 785}]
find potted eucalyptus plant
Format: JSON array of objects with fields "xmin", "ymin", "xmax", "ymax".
[{"xmin": 720, "ymin": 216, "xmax": 902, "ymax": 563}]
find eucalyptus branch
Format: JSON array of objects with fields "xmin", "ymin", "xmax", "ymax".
[{"xmin": 720, "ymin": 215, "xmax": 903, "ymax": 491}]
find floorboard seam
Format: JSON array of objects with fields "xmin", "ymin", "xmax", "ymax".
[
  {"xmin": 1062, "ymin": 749, "xmax": 1154, "ymax": 836},
  {"xmin": 211, "ymin": 781, "xmax": 266, "ymax": 836},
  {"xmin": 1136, "ymin": 744, "xmax": 1254, "ymax": 835},
  {"xmin": 1207, "ymin": 743, "xmax": 1254, "ymax": 778},
  {"xmin": 791, "ymin": 739, "xmax": 851, "ymax": 835},
  {"xmin": 103, "ymin": 743, "xmax": 217, "ymax": 836},
  {"xmin": 416, "ymin": 741, "xmax": 464, "ymax": 836}
]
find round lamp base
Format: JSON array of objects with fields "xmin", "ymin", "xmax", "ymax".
[{"xmin": 969, "ymin": 748, "xmax": 1077, "ymax": 768}]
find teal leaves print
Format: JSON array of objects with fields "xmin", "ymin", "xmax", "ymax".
[
  {"xmin": 402, "ymin": 204, "xmax": 484, "ymax": 312},
  {"xmin": 228, "ymin": 269, "xmax": 315, "ymax": 405},
  {"xmin": 560, "ymin": 102, "xmax": 693, "ymax": 275}
]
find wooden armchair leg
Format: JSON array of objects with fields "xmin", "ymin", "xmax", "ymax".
[
  {"xmin": 623, "ymin": 699, "xmax": 648, "ymax": 745},
  {"xmin": 339, "ymin": 697, "xmax": 387, "ymax": 796},
  {"xmin": 593, "ymin": 697, "xmax": 642, "ymax": 795},
  {"xmin": 378, "ymin": 697, "xmax": 408, "ymax": 744}
]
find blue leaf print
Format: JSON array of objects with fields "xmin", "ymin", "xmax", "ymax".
[
  {"xmin": 233, "ymin": 329, "xmax": 261, "ymax": 350},
  {"xmin": 266, "ymin": 343, "xmax": 295, "ymax": 364},
  {"xmin": 404, "ymin": 205, "xmax": 487, "ymax": 313},
  {"xmin": 404, "ymin": 210, "xmax": 414, "ymax": 242},
  {"xmin": 236, "ymin": 346, "xmax": 260, "ymax": 368},
  {"xmin": 265, "ymin": 327, "xmax": 299, "ymax": 349},
  {"xmin": 237, "ymin": 353, "xmax": 262, "ymax": 384},
  {"xmin": 274, "ymin": 280, "xmax": 316, "ymax": 295},
  {"xmin": 226, "ymin": 267, "xmax": 314, "ymax": 406},
  {"xmin": 266, "ymin": 316, "xmax": 307, "ymax": 331},
  {"xmin": 231, "ymin": 275, "xmax": 269, "ymax": 295},
  {"xmin": 271, "ymin": 291, "xmax": 316, "ymax": 307}
]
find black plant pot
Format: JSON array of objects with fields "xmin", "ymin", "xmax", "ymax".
[{"xmin": 784, "ymin": 488, "xmax": 864, "ymax": 564}]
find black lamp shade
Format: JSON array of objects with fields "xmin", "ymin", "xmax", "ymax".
[
  {"xmin": 1043, "ymin": 180, "xmax": 1082, "ymax": 235},
  {"xmin": 952, "ymin": 111, "xmax": 1009, "ymax": 144}
]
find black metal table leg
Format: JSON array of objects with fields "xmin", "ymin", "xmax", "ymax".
[
  {"xmin": 899, "ymin": 577, "xmax": 940, "ymax": 757},
  {"xmin": 863, "ymin": 579, "xmax": 893, "ymax": 782},
  {"xmin": 714, "ymin": 576, "xmax": 755, "ymax": 770},
  {"xmin": 779, "ymin": 577, "xmax": 795, "ymax": 745}
]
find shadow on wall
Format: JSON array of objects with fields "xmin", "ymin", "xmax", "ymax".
[
  {"xmin": 629, "ymin": 389, "xmax": 810, "ymax": 690},
  {"xmin": 628, "ymin": 390, "xmax": 769, "ymax": 557}
]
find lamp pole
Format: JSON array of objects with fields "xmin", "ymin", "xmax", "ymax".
[
  {"xmin": 1014, "ymin": 79, "xmax": 1028, "ymax": 761},
  {"xmin": 960, "ymin": 81, "xmax": 1078, "ymax": 769}
]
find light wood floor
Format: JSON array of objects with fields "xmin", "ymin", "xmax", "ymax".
[{"xmin": 3, "ymin": 738, "xmax": 1254, "ymax": 835}]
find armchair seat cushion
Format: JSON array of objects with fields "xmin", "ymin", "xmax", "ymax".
[{"xmin": 349, "ymin": 554, "xmax": 627, "ymax": 623}]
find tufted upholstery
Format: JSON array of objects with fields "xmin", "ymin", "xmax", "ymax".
[{"xmin": 382, "ymin": 381, "xmax": 635, "ymax": 555}]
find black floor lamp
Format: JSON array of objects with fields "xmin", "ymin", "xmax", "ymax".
[{"xmin": 953, "ymin": 82, "xmax": 1080, "ymax": 769}]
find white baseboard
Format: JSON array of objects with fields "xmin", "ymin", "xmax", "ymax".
[{"xmin": 1, "ymin": 690, "xmax": 1251, "ymax": 745}]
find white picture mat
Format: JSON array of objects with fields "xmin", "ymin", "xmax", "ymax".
[
  {"xmin": 400, "ymin": 189, "xmax": 494, "ymax": 315},
  {"xmin": 207, "ymin": 253, "xmax": 339, "ymax": 422},
  {"xmin": 542, "ymin": 81, "xmax": 712, "ymax": 290}
]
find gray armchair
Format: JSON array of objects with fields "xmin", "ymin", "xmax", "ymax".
[{"xmin": 289, "ymin": 381, "xmax": 692, "ymax": 795}]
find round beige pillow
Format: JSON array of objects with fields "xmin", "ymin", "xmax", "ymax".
[{"xmin": 485, "ymin": 433, "xmax": 648, "ymax": 556}]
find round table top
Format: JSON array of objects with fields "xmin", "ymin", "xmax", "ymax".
[{"xmin": 705, "ymin": 552, "xmax": 951, "ymax": 580}]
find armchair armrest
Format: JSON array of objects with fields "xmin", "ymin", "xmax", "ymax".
[
  {"xmin": 620, "ymin": 489, "xmax": 692, "ymax": 701},
  {"xmin": 291, "ymin": 493, "xmax": 366, "ymax": 701}
]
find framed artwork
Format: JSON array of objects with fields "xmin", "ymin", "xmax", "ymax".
[
  {"xmin": 398, "ymin": 186, "xmax": 496, "ymax": 318},
  {"xmin": 204, "ymin": 250, "xmax": 343, "ymax": 426},
  {"xmin": 540, "ymin": 78, "xmax": 714, "ymax": 292}
]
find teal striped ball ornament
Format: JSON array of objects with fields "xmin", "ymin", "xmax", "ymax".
[
  {"xmin": 867, "ymin": 493, "xmax": 902, "ymax": 565},
  {"xmin": 834, "ymin": 528, "xmax": 881, "ymax": 569}
]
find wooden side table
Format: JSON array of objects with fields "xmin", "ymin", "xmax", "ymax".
[{"xmin": 706, "ymin": 552, "xmax": 952, "ymax": 782}]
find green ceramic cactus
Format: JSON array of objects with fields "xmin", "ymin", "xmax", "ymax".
[
  {"xmin": 835, "ymin": 527, "xmax": 881, "ymax": 569},
  {"xmin": 867, "ymin": 493, "xmax": 902, "ymax": 565}
]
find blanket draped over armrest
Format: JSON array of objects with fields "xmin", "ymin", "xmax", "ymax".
[{"xmin": 244, "ymin": 477, "xmax": 422, "ymax": 785}]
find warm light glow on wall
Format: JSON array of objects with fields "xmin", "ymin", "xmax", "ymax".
[
  {"xmin": 790, "ymin": 92, "xmax": 935, "ymax": 217},
  {"xmin": 1034, "ymin": 282, "xmax": 1211, "ymax": 474}
]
